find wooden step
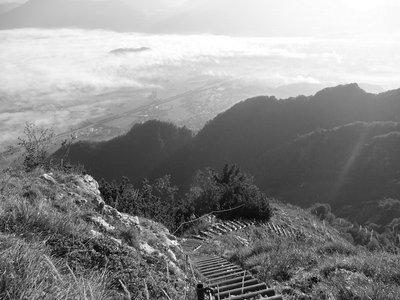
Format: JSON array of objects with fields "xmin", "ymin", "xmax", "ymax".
[{"xmin": 215, "ymin": 283, "xmax": 267, "ymax": 299}]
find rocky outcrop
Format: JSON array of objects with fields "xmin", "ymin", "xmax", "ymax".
[{"xmin": 40, "ymin": 171, "xmax": 188, "ymax": 285}]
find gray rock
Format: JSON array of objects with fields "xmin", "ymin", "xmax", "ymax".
[
  {"xmin": 41, "ymin": 173, "xmax": 57, "ymax": 184},
  {"xmin": 72, "ymin": 175, "xmax": 105, "ymax": 209},
  {"xmin": 89, "ymin": 215, "xmax": 115, "ymax": 232}
]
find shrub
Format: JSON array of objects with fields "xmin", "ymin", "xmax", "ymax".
[
  {"xmin": 187, "ymin": 164, "xmax": 272, "ymax": 221},
  {"xmin": 100, "ymin": 175, "xmax": 192, "ymax": 232},
  {"xmin": 317, "ymin": 241, "xmax": 357, "ymax": 256},
  {"xmin": 117, "ymin": 226, "xmax": 140, "ymax": 250},
  {"xmin": 310, "ymin": 203, "xmax": 331, "ymax": 220},
  {"xmin": 17, "ymin": 122, "xmax": 55, "ymax": 171}
]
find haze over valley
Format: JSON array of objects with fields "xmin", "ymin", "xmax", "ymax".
[
  {"xmin": 1, "ymin": 0, "xmax": 400, "ymax": 153},
  {"xmin": 1, "ymin": 29, "xmax": 399, "ymax": 151}
]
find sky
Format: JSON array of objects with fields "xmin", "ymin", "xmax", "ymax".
[
  {"xmin": 1, "ymin": 0, "xmax": 400, "ymax": 36},
  {"xmin": 0, "ymin": 0, "xmax": 399, "ymax": 149}
]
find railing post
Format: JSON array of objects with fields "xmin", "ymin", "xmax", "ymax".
[
  {"xmin": 196, "ymin": 283, "xmax": 205, "ymax": 300},
  {"xmin": 196, "ymin": 283, "xmax": 214, "ymax": 300}
]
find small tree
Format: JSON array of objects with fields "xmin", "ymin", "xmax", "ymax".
[
  {"xmin": 187, "ymin": 164, "xmax": 272, "ymax": 221},
  {"xmin": 310, "ymin": 203, "xmax": 331, "ymax": 220},
  {"xmin": 17, "ymin": 122, "xmax": 55, "ymax": 171}
]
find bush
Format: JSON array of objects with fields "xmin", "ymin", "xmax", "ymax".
[
  {"xmin": 310, "ymin": 203, "xmax": 331, "ymax": 220},
  {"xmin": 187, "ymin": 164, "xmax": 272, "ymax": 221},
  {"xmin": 17, "ymin": 122, "xmax": 55, "ymax": 171},
  {"xmin": 100, "ymin": 175, "xmax": 192, "ymax": 231},
  {"xmin": 317, "ymin": 241, "xmax": 357, "ymax": 256}
]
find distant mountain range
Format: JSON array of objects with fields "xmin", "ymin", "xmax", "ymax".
[
  {"xmin": 56, "ymin": 83, "xmax": 400, "ymax": 225},
  {"xmin": 3, "ymin": 0, "xmax": 398, "ymax": 37},
  {"xmin": 0, "ymin": 2, "xmax": 20, "ymax": 14},
  {"xmin": 0, "ymin": 0, "xmax": 147, "ymax": 30}
]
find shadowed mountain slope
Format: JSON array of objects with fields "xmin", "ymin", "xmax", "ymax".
[
  {"xmin": 57, "ymin": 84, "xmax": 400, "ymax": 224},
  {"xmin": 155, "ymin": 84, "xmax": 400, "ymax": 185},
  {"xmin": 55, "ymin": 120, "xmax": 193, "ymax": 184},
  {"xmin": 252, "ymin": 121, "xmax": 400, "ymax": 221}
]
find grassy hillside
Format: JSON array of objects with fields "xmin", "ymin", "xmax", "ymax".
[
  {"xmin": 1, "ymin": 166, "xmax": 399, "ymax": 299},
  {"xmin": 0, "ymin": 168, "xmax": 196, "ymax": 299},
  {"xmin": 193, "ymin": 201, "xmax": 400, "ymax": 299}
]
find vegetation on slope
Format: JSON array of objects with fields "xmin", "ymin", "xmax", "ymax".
[
  {"xmin": 55, "ymin": 85, "xmax": 400, "ymax": 229},
  {"xmin": 186, "ymin": 164, "xmax": 271, "ymax": 221},
  {"xmin": 254, "ymin": 121, "xmax": 400, "ymax": 224},
  {"xmin": 0, "ymin": 168, "xmax": 196, "ymax": 299},
  {"xmin": 309, "ymin": 202, "xmax": 400, "ymax": 253},
  {"xmin": 99, "ymin": 164, "xmax": 272, "ymax": 232},
  {"xmin": 195, "ymin": 201, "xmax": 400, "ymax": 300},
  {"xmin": 2, "ymin": 121, "xmax": 400, "ymax": 299},
  {"xmin": 156, "ymin": 84, "xmax": 400, "ymax": 187},
  {"xmin": 54, "ymin": 120, "xmax": 193, "ymax": 184}
]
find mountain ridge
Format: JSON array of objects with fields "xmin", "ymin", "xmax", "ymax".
[
  {"xmin": 56, "ymin": 83, "xmax": 400, "ymax": 226},
  {"xmin": 0, "ymin": 0, "xmax": 147, "ymax": 30}
]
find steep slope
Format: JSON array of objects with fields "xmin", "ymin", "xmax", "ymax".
[
  {"xmin": 156, "ymin": 84, "xmax": 400, "ymax": 185},
  {"xmin": 189, "ymin": 201, "xmax": 400, "ymax": 299},
  {"xmin": 56, "ymin": 84, "xmax": 400, "ymax": 225},
  {"xmin": 0, "ymin": 168, "xmax": 194, "ymax": 299},
  {"xmin": 252, "ymin": 121, "xmax": 400, "ymax": 223},
  {"xmin": 54, "ymin": 120, "xmax": 193, "ymax": 184}
]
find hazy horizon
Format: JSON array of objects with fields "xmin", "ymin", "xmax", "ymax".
[{"xmin": 1, "ymin": 0, "xmax": 400, "ymax": 36}]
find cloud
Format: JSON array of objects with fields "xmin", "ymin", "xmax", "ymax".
[{"xmin": 0, "ymin": 28, "xmax": 399, "ymax": 147}]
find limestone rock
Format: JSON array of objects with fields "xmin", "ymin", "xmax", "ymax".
[
  {"xmin": 72, "ymin": 175, "xmax": 104, "ymax": 209},
  {"xmin": 83, "ymin": 175, "xmax": 100, "ymax": 194},
  {"xmin": 102, "ymin": 205, "xmax": 140, "ymax": 228},
  {"xmin": 89, "ymin": 215, "xmax": 115, "ymax": 233},
  {"xmin": 90, "ymin": 229, "xmax": 102, "ymax": 238},
  {"xmin": 41, "ymin": 173, "xmax": 57, "ymax": 184}
]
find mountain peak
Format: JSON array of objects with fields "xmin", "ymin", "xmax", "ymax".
[{"xmin": 314, "ymin": 83, "xmax": 366, "ymax": 99}]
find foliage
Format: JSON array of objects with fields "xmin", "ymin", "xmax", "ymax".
[
  {"xmin": 55, "ymin": 120, "xmax": 193, "ymax": 184},
  {"xmin": 187, "ymin": 164, "xmax": 272, "ymax": 221},
  {"xmin": 310, "ymin": 203, "xmax": 332, "ymax": 220},
  {"xmin": 309, "ymin": 202, "xmax": 400, "ymax": 252},
  {"xmin": 99, "ymin": 175, "xmax": 192, "ymax": 231},
  {"xmin": 17, "ymin": 122, "xmax": 55, "ymax": 171},
  {"xmin": 199, "ymin": 220, "xmax": 400, "ymax": 300},
  {"xmin": 0, "ymin": 234, "xmax": 111, "ymax": 300},
  {"xmin": 317, "ymin": 241, "xmax": 357, "ymax": 256}
]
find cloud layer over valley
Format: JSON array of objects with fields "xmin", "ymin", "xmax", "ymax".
[{"xmin": 0, "ymin": 28, "xmax": 400, "ymax": 148}]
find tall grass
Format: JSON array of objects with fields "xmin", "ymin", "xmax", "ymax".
[
  {"xmin": 197, "ymin": 205, "xmax": 400, "ymax": 300},
  {"xmin": 0, "ymin": 234, "xmax": 111, "ymax": 300},
  {"xmin": 0, "ymin": 170, "xmax": 195, "ymax": 299},
  {"xmin": 0, "ymin": 170, "xmax": 89, "ymax": 239}
]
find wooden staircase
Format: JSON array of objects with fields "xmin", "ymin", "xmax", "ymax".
[
  {"xmin": 194, "ymin": 256, "xmax": 283, "ymax": 300},
  {"xmin": 180, "ymin": 219, "xmax": 285, "ymax": 299}
]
